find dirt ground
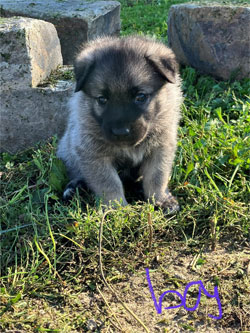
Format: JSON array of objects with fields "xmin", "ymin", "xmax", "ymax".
[
  {"xmin": 1, "ymin": 243, "xmax": 249, "ymax": 332},
  {"xmin": 78, "ymin": 245, "xmax": 250, "ymax": 332}
]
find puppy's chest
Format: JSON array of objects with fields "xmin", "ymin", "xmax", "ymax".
[{"xmin": 115, "ymin": 146, "xmax": 145, "ymax": 170}]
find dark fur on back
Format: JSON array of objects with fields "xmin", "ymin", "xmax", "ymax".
[{"xmin": 57, "ymin": 36, "xmax": 183, "ymax": 212}]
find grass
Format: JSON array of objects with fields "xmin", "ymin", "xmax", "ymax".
[
  {"xmin": 119, "ymin": 0, "xmax": 195, "ymax": 39},
  {"xmin": 1, "ymin": 0, "xmax": 250, "ymax": 332}
]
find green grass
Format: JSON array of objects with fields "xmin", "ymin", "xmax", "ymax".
[
  {"xmin": 119, "ymin": 0, "xmax": 250, "ymax": 40},
  {"xmin": 119, "ymin": 0, "xmax": 195, "ymax": 39},
  {"xmin": 1, "ymin": 0, "xmax": 250, "ymax": 332}
]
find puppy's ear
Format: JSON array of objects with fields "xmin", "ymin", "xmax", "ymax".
[
  {"xmin": 145, "ymin": 53, "xmax": 178, "ymax": 84},
  {"xmin": 74, "ymin": 55, "xmax": 95, "ymax": 92}
]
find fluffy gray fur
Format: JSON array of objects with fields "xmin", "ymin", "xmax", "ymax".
[{"xmin": 57, "ymin": 35, "xmax": 183, "ymax": 212}]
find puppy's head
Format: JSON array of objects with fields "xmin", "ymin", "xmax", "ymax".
[{"xmin": 74, "ymin": 36, "xmax": 179, "ymax": 146}]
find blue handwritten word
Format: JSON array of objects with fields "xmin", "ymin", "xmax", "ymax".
[{"xmin": 145, "ymin": 268, "xmax": 222, "ymax": 320}]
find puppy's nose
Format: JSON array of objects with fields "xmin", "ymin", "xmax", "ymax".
[{"xmin": 111, "ymin": 127, "xmax": 130, "ymax": 137}]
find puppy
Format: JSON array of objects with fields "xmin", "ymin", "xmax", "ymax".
[{"xmin": 57, "ymin": 36, "xmax": 183, "ymax": 212}]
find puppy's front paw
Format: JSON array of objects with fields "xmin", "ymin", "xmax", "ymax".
[
  {"xmin": 62, "ymin": 179, "xmax": 86, "ymax": 202},
  {"xmin": 63, "ymin": 186, "xmax": 75, "ymax": 202},
  {"xmin": 156, "ymin": 192, "xmax": 180, "ymax": 215}
]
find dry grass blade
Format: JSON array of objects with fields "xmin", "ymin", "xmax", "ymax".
[
  {"xmin": 98, "ymin": 210, "xmax": 150, "ymax": 333},
  {"xmin": 147, "ymin": 212, "xmax": 153, "ymax": 252}
]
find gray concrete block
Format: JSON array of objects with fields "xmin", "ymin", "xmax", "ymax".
[
  {"xmin": 1, "ymin": 0, "xmax": 121, "ymax": 64},
  {"xmin": 0, "ymin": 16, "xmax": 62, "ymax": 89},
  {"xmin": 168, "ymin": 4, "xmax": 250, "ymax": 80},
  {"xmin": 0, "ymin": 79, "xmax": 74, "ymax": 153}
]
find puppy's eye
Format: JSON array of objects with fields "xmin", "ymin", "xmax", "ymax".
[
  {"xmin": 97, "ymin": 96, "xmax": 108, "ymax": 105},
  {"xmin": 135, "ymin": 93, "xmax": 147, "ymax": 104}
]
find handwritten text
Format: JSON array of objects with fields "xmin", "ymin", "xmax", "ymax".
[{"xmin": 145, "ymin": 268, "xmax": 222, "ymax": 320}]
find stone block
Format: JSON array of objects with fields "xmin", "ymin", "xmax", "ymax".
[
  {"xmin": 0, "ymin": 16, "xmax": 62, "ymax": 89},
  {"xmin": 0, "ymin": 79, "xmax": 74, "ymax": 153},
  {"xmin": 168, "ymin": 3, "xmax": 250, "ymax": 80},
  {"xmin": 1, "ymin": 0, "xmax": 121, "ymax": 64}
]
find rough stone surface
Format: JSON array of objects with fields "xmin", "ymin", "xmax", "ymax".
[
  {"xmin": 1, "ymin": 0, "xmax": 121, "ymax": 64},
  {"xmin": 0, "ymin": 16, "xmax": 62, "ymax": 89},
  {"xmin": 168, "ymin": 4, "xmax": 250, "ymax": 80},
  {"xmin": 0, "ymin": 16, "xmax": 73, "ymax": 153},
  {"xmin": 0, "ymin": 80, "xmax": 74, "ymax": 153}
]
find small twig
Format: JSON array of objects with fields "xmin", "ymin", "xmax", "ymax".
[
  {"xmin": 99, "ymin": 210, "xmax": 150, "ymax": 333},
  {"xmin": 190, "ymin": 253, "xmax": 200, "ymax": 270},
  {"xmin": 109, "ymin": 318, "xmax": 124, "ymax": 332},
  {"xmin": 147, "ymin": 212, "xmax": 153, "ymax": 252},
  {"xmin": 209, "ymin": 217, "xmax": 217, "ymax": 251},
  {"xmin": 97, "ymin": 285, "xmax": 124, "ymax": 332},
  {"xmin": 189, "ymin": 243, "xmax": 206, "ymax": 270},
  {"xmin": 216, "ymin": 262, "xmax": 233, "ymax": 275}
]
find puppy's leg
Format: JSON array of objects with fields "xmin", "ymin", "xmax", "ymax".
[
  {"xmin": 81, "ymin": 159, "xmax": 128, "ymax": 207},
  {"xmin": 141, "ymin": 147, "xmax": 179, "ymax": 213}
]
